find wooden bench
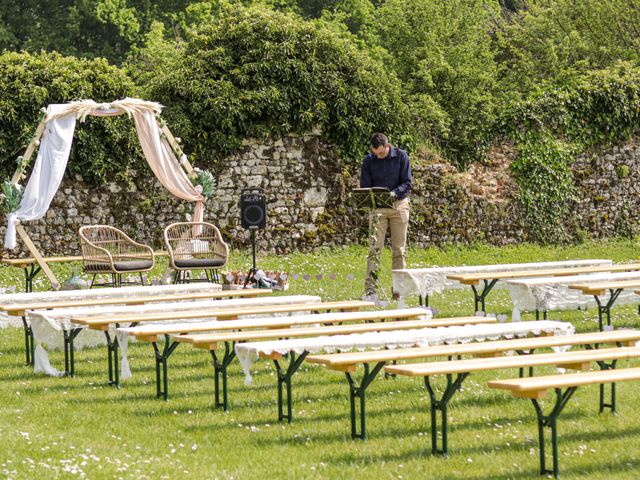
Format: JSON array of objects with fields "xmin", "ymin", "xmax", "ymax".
[
  {"xmin": 386, "ymin": 347, "xmax": 640, "ymax": 462},
  {"xmin": 175, "ymin": 315, "xmax": 495, "ymax": 418},
  {"xmin": 1, "ymin": 283, "xmax": 254, "ymax": 369},
  {"xmin": 568, "ymin": 280, "xmax": 640, "ymax": 330},
  {"xmin": 489, "ymin": 367, "xmax": 640, "ymax": 478},
  {"xmin": 8, "ymin": 289, "xmax": 273, "ymax": 375},
  {"xmin": 306, "ymin": 329, "xmax": 640, "ymax": 440},
  {"xmin": 447, "ymin": 263, "xmax": 640, "ymax": 313},
  {"xmin": 95, "ymin": 300, "xmax": 379, "ymax": 392}
]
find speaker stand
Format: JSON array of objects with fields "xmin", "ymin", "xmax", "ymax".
[{"xmin": 243, "ymin": 227, "xmax": 259, "ymax": 288}]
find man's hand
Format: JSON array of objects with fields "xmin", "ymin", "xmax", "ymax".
[{"xmin": 389, "ymin": 191, "xmax": 396, "ymax": 200}]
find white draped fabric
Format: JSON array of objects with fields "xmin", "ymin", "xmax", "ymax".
[
  {"xmin": 5, "ymin": 104, "xmax": 76, "ymax": 249},
  {"xmin": 507, "ymin": 271, "xmax": 640, "ymax": 320},
  {"xmin": 5, "ymin": 98, "xmax": 205, "ymax": 249},
  {"xmin": 392, "ymin": 259, "xmax": 612, "ymax": 303},
  {"xmin": 235, "ymin": 320, "xmax": 575, "ymax": 384}
]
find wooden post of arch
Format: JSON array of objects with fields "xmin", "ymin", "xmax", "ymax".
[{"xmin": 157, "ymin": 118, "xmax": 196, "ymax": 178}]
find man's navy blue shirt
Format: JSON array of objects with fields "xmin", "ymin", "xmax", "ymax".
[{"xmin": 360, "ymin": 147, "xmax": 412, "ymax": 200}]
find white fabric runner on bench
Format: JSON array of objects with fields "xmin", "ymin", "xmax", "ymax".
[{"xmin": 235, "ymin": 320, "xmax": 574, "ymax": 384}]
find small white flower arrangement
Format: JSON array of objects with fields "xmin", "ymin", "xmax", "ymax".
[{"xmin": 193, "ymin": 168, "xmax": 216, "ymax": 198}]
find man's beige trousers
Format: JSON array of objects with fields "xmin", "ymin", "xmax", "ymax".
[{"xmin": 364, "ymin": 197, "xmax": 409, "ymax": 295}]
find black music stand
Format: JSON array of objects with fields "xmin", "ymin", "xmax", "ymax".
[
  {"xmin": 351, "ymin": 187, "xmax": 394, "ymax": 211},
  {"xmin": 351, "ymin": 187, "xmax": 394, "ymax": 305}
]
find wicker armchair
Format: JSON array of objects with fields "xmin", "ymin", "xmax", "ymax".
[
  {"xmin": 164, "ymin": 222, "xmax": 229, "ymax": 283},
  {"xmin": 79, "ymin": 225, "xmax": 155, "ymax": 288}
]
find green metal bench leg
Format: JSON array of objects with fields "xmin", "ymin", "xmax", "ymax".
[
  {"xmin": 274, "ymin": 351, "xmax": 308, "ymax": 424},
  {"xmin": 593, "ymin": 289, "xmax": 622, "ymax": 331},
  {"xmin": 531, "ymin": 387, "xmax": 577, "ymax": 478},
  {"xmin": 21, "ymin": 316, "xmax": 34, "ymax": 366},
  {"xmin": 470, "ymin": 279, "xmax": 498, "ymax": 313},
  {"xmin": 344, "ymin": 361, "xmax": 385, "ymax": 440},
  {"xmin": 596, "ymin": 359, "xmax": 618, "ymax": 413},
  {"xmin": 152, "ymin": 335, "xmax": 181, "ymax": 400},
  {"xmin": 24, "ymin": 264, "xmax": 41, "ymax": 293},
  {"xmin": 211, "ymin": 342, "xmax": 236, "ymax": 411},
  {"xmin": 423, "ymin": 373, "xmax": 469, "ymax": 456},
  {"xmin": 63, "ymin": 328, "xmax": 83, "ymax": 377},
  {"xmin": 103, "ymin": 330, "xmax": 121, "ymax": 386}
]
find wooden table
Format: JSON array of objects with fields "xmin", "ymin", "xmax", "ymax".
[
  {"xmin": 175, "ymin": 311, "xmax": 479, "ymax": 418},
  {"xmin": 568, "ymin": 279, "xmax": 640, "ymax": 330},
  {"xmin": 76, "ymin": 300, "xmax": 377, "ymax": 393},
  {"xmin": 1, "ymin": 251, "xmax": 168, "ymax": 292},
  {"xmin": 447, "ymin": 263, "xmax": 640, "ymax": 313}
]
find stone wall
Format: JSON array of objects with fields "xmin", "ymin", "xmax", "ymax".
[{"xmin": 3, "ymin": 135, "xmax": 640, "ymax": 258}]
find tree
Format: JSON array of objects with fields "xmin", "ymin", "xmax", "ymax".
[{"xmin": 377, "ymin": 0, "xmax": 502, "ymax": 167}]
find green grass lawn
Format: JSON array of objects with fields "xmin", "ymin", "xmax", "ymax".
[{"xmin": 1, "ymin": 239, "xmax": 640, "ymax": 479}]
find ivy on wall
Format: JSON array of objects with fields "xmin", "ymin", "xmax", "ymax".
[{"xmin": 505, "ymin": 62, "xmax": 640, "ymax": 242}]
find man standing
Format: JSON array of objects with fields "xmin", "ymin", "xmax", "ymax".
[{"xmin": 360, "ymin": 133, "xmax": 412, "ymax": 299}]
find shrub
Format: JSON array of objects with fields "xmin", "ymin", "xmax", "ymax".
[
  {"xmin": 504, "ymin": 63, "xmax": 640, "ymax": 149},
  {"xmin": 141, "ymin": 3, "xmax": 410, "ymax": 168},
  {"xmin": 0, "ymin": 51, "xmax": 141, "ymax": 185}
]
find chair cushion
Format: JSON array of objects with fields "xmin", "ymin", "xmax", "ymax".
[
  {"xmin": 174, "ymin": 258, "xmax": 225, "ymax": 269},
  {"xmin": 113, "ymin": 260, "xmax": 154, "ymax": 272},
  {"xmin": 84, "ymin": 263, "xmax": 112, "ymax": 273}
]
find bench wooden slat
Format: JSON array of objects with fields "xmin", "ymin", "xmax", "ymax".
[
  {"xmin": 488, "ymin": 366, "xmax": 640, "ymax": 399},
  {"xmin": 122, "ymin": 308, "xmax": 436, "ymax": 339},
  {"xmin": 383, "ymin": 347, "xmax": 640, "ymax": 377},
  {"xmin": 176, "ymin": 316, "xmax": 496, "ymax": 345},
  {"xmin": 0, "ymin": 289, "xmax": 273, "ymax": 316},
  {"xmin": 306, "ymin": 329, "xmax": 640, "ymax": 368},
  {"xmin": 569, "ymin": 279, "xmax": 640, "ymax": 296},
  {"xmin": 73, "ymin": 300, "xmax": 376, "ymax": 327},
  {"xmin": 447, "ymin": 263, "xmax": 640, "ymax": 285}
]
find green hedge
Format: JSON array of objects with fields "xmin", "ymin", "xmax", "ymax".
[
  {"xmin": 504, "ymin": 63, "xmax": 640, "ymax": 242},
  {"xmin": 505, "ymin": 63, "xmax": 640, "ymax": 148},
  {"xmin": 142, "ymin": 3, "xmax": 411, "ymax": 167},
  {"xmin": 0, "ymin": 51, "xmax": 141, "ymax": 185}
]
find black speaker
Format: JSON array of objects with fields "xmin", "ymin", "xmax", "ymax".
[{"xmin": 240, "ymin": 188, "xmax": 266, "ymax": 229}]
